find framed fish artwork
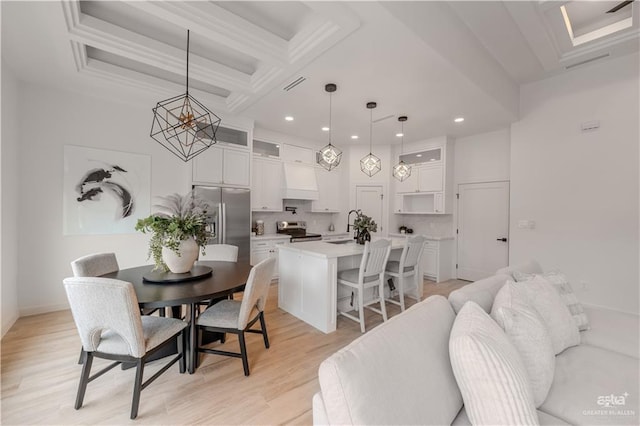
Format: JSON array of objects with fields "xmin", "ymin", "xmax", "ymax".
[{"xmin": 63, "ymin": 145, "xmax": 151, "ymax": 235}]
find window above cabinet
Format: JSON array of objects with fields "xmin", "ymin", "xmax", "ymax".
[
  {"xmin": 253, "ymin": 140, "xmax": 280, "ymax": 158},
  {"xmin": 216, "ymin": 126, "xmax": 248, "ymax": 148},
  {"xmin": 400, "ymin": 147, "xmax": 441, "ymax": 165}
]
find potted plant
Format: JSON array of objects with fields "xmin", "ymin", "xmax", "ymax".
[
  {"xmin": 353, "ymin": 212, "xmax": 378, "ymax": 245},
  {"xmin": 135, "ymin": 191, "xmax": 210, "ymax": 273}
]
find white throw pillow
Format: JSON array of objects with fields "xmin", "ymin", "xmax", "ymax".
[
  {"xmin": 450, "ymin": 301, "xmax": 539, "ymax": 425},
  {"xmin": 496, "ymin": 277, "xmax": 580, "ymax": 354},
  {"xmin": 493, "ymin": 304, "xmax": 556, "ymax": 407},
  {"xmin": 513, "ymin": 270, "xmax": 589, "ymax": 331}
]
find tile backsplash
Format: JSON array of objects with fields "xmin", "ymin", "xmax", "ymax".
[
  {"xmin": 252, "ymin": 199, "xmax": 341, "ymax": 235},
  {"xmin": 392, "ymin": 214, "xmax": 454, "ymax": 237}
]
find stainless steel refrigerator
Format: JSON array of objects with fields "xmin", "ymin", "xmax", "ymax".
[{"xmin": 193, "ymin": 186, "xmax": 251, "ymax": 263}]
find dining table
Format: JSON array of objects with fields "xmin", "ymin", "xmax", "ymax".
[{"xmin": 100, "ymin": 260, "xmax": 252, "ymax": 373}]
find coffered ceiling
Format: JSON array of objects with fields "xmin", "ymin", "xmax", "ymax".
[{"xmin": 2, "ymin": 1, "xmax": 638, "ymax": 145}]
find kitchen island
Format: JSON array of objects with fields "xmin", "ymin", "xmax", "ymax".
[{"xmin": 277, "ymin": 237, "xmax": 414, "ymax": 333}]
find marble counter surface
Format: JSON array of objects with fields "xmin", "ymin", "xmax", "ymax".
[
  {"xmin": 278, "ymin": 237, "xmax": 408, "ymax": 259},
  {"xmin": 387, "ymin": 233, "xmax": 454, "ymax": 241},
  {"xmin": 251, "ymin": 234, "xmax": 290, "ymax": 241}
]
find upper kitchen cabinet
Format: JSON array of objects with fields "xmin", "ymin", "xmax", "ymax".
[
  {"xmin": 311, "ymin": 168, "xmax": 341, "ymax": 212},
  {"xmin": 281, "ymin": 144, "xmax": 314, "ymax": 165},
  {"xmin": 252, "ymin": 157, "xmax": 283, "ymax": 211},
  {"xmin": 396, "ymin": 164, "xmax": 443, "ymax": 193},
  {"xmin": 192, "ymin": 126, "xmax": 250, "ymax": 187},
  {"xmin": 393, "ymin": 139, "xmax": 453, "ymax": 214}
]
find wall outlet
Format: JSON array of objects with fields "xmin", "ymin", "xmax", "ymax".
[{"xmin": 517, "ymin": 219, "xmax": 536, "ymax": 229}]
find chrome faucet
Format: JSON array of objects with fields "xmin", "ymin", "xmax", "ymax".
[{"xmin": 347, "ymin": 209, "xmax": 361, "ymax": 237}]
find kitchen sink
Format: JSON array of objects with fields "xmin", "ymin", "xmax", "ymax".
[{"xmin": 326, "ymin": 240, "xmax": 354, "ymax": 244}]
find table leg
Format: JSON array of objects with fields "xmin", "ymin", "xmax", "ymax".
[{"xmin": 189, "ymin": 302, "xmax": 197, "ymax": 374}]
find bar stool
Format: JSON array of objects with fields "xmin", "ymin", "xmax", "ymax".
[
  {"xmin": 337, "ymin": 239, "xmax": 392, "ymax": 333},
  {"xmin": 385, "ymin": 235, "xmax": 427, "ymax": 312}
]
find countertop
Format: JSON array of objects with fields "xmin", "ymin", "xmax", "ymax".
[
  {"xmin": 278, "ymin": 237, "xmax": 408, "ymax": 259},
  {"xmin": 251, "ymin": 234, "xmax": 290, "ymax": 241},
  {"xmin": 388, "ymin": 233, "xmax": 454, "ymax": 241}
]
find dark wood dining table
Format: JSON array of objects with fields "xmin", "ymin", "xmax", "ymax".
[{"xmin": 101, "ymin": 260, "xmax": 252, "ymax": 373}]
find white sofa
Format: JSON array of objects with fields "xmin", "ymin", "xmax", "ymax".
[{"xmin": 313, "ymin": 261, "xmax": 639, "ymax": 425}]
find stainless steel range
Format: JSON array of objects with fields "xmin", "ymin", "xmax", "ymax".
[{"xmin": 276, "ymin": 221, "xmax": 322, "ymax": 243}]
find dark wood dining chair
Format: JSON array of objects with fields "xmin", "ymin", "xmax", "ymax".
[
  {"xmin": 195, "ymin": 257, "xmax": 276, "ymax": 376},
  {"xmin": 63, "ymin": 277, "xmax": 187, "ymax": 419}
]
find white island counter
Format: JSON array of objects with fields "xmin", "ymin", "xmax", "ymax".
[{"xmin": 277, "ymin": 238, "xmax": 413, "ymax": 333}]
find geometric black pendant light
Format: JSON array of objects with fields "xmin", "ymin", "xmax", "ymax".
[
  {"xmin": 360, "ymin": 101, "xmax": 382, "ymax": 177},
  {"xmin": 392, "ymin": 116, "xmax": 412, "ymax": 182},
  {"xmin": 150, "ymin": 30, "xmax": 221, "ymax": 162},
  {"xmin": 317, "ymin": 83, "xmax": 342, "ymax": 171}
]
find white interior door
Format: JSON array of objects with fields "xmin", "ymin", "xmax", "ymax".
[
  {"xmin": 356, "ymin": 185, "xmax": 383, "ymax": 235},
  {"xmin": 457, "ymin": 181, "xmax": 509, "ymax": 281}
]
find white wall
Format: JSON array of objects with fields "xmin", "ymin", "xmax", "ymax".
[
  {"xmin": 510, "ymin": 53, "xmax": 639, "ymax": 314},
  {"xmin": 455, "ymin": 128, "xmax": 510, "ymax": 184},
  {"xmin": 1, "ymin": 62, "xmax": 20, "ymax": 335},
  {"xmin": 16, "ymin": 81, "xmax": 193, "ymax": 316}
]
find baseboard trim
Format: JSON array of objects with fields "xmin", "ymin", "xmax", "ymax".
[
  {"xmin": 19, "ymin": 303, "xmax": 69, "ymax": 318},
  {"xmin": 1, "ymin": 312, "xmax": 20, "ymax": 338}
]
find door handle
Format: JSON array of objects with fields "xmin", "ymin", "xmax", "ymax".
[{"xmin": 496, "ymin": 237, "xmax": 508, "ymax": 242}]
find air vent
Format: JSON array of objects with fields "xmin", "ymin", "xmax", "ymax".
[
  {"xmin": 283, "ymin": 76, "xmax": 306, "ymax": 91},
  {"xmin": 565, "ymin": 53, "xmax": 610, "ymax": 69},
  {"xmin": 373, "ymin": 114, "xmax": 394, "ymax": 123}
]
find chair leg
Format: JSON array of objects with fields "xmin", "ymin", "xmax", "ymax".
[
  {"xmin": 398, "ymin": 275, "xmax": 406, "ymax": 312},
  {"xmin": 259, "ymin": 311, "xmax": 270, "ymax": 349},
  {"xmin": 75, "ymin": 352, "xmax": 93, "ymax": 410},
  {"xmin": 77, "ymin": 348, "xmax": 86, "ymax": 365},
  {"xmin": 357, "ymin": 288, "xmax": 366, "ymax": 333},
  {"xmin": 238, "ymin": 332, "xmax": 250, "ymax": 376},
  {"xmin": 178, "ymin": 330, "xmax": 186, "ymax": 374},
  {"xmin": 130, "ymin": 359, "xmax": 144, "ymax": 420},
  {"xmin": 379, "ymin": 280, "xmax": 388, "ymax": 322}
]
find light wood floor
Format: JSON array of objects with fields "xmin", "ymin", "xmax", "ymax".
[{"xmin": 1, "ymin": 279, "xmax": 468, "ymax": 425}]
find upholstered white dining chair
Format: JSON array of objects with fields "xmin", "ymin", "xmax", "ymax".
[
  {"xmin": 197, "ymin": 244, "xmax": 239, "ymax": 262},
  {"xmin": 63, "ymin": 277, "xmax": 187, "ymax": 420},
  {"xmin": 337, "ymin": 239, "xmax": 392, "ymax": 333},
  {"xmin": 385, "ymin": 235, "xmax": 427, "ymax": 312},
  {"xmin": 71, "ymin": 252, "xmax": 119, "ymax": 277},
  {"xmin": 195, "ymin": 257, "xmax": 276, "ymax": 376}
]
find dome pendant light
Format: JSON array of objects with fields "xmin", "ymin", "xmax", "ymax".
[
  {"xmin": 317, "ymin": 83, "xmax": 342, "ymax": 171},
  {"xmin": 150, "ymin": 30, "xmax": 221, "ymax": 162},
  {"xmin": 393, "ymin": 116, "xmax": 411, "ymax": 182},
  {"xmin": 360, "ymin": 102, "xmax": 382, "ymax": 177}
]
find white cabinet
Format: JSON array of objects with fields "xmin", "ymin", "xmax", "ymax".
[
  {"xmin": 192, "ymin": 146, "xmax": 250, "ymax": 187},
  {"xmin": 420, "ymin": 239, "xmax": 453, "ymax": 283},
  {"xmin": 394, "ymin": 192, "xmax": 444, "ymax": 214},
  {"xmin": 311, "ymin": 168, "xmax": 341, "ymax": 212},
  {"xmin": 252, "ymin": 158, "xmax": 283, "ymax": 211},
  {"xmin": 397, "ymin": 164, "xmax": 443, "ymax": 193},
  {"xmin": 417, "ymin": 165, "xmax": 443, "ymax": 192},
  {"xmin": 251, "ymin": 237, "xmax": 288, "ymax": 278},
  {"xmin": 281, "ymin": 144, "xmax": 314, "ymax": 164}
]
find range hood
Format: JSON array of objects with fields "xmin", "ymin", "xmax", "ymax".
[{"xmin": 283, "ymin": 163, "xmax": 319, "ymax": 200}]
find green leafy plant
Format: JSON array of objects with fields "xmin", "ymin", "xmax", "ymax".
[
  {"xmin": 353, "ymin": 212, "xmax": 377, "ymax": 233},
  {"xmin": 135, "ymin": 191, "xmax": 210, "ymax": 271}
]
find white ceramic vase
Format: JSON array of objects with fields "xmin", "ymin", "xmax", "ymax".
[{"xmin": 162, "ymin": 238, "xmax": 199, "ymax": 273}]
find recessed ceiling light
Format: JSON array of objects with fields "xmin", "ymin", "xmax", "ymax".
[
  {"xmin": 351, "ymin": 135, "xmax": 359, "ymax": 139},
  {"xmin": 322, "ymin": 126, "xmax": 330, "ymax": 131},
  {"xmin": 454, "ymin": 117, "xmax": 464, "ymax": 123},
  {"xmin": 285, "ymin": 116, "xmax": 294, "ymax": 121},
  {"xmin": 276, "ymin": 145, "xmax": 280, "ymax": 148},
  {"xmin": 396, "ymin": 133, "xmax": 404, "ymax": 137},
  {"xmin": 416, "ymin": 154, "xmax": 422, "ymax": 157},
  {"xmin": 429, "ymin": 158, "xmax": 436, "ymax": 161}
]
